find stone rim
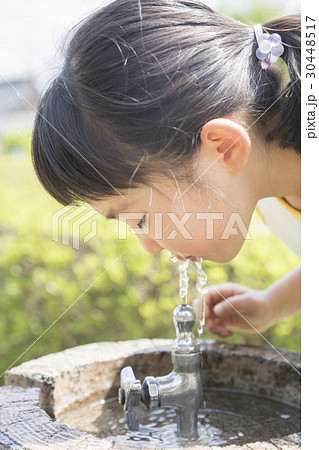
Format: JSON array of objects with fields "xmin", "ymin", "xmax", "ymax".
[{"xmin": 3, "ymin": 339, "xmax": 301, "ymax": 449}]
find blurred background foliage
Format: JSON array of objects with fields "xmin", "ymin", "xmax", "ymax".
[
  {"xmin": 0, "ymin": 1, "xmax": 301, "ymax": 383},
  {"xmin": 0, "ymin": 132, "xmax": 300, "ymax": 383}
]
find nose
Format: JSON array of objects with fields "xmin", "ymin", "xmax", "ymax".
[{"xmin": 135, "ymin": 235, "xmax": 163, "ymax": 255}]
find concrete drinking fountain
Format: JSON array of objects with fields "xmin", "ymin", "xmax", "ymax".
[{"xmin": 0, "ymin": 259, "xmax": 301, "ymax": 448}]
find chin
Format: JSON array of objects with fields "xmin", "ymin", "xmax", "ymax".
[
  {"xmin": 204, "ymin": 240, "xmax": 244, "ymax": 263},
  {"xmin": 204, "ymin": 254, "xmax": 234, "ymax": 263}
]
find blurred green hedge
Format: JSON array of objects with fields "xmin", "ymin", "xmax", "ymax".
[{"xmin": 0, "ymin": 133, "xmax": 300, "ymax": 384}]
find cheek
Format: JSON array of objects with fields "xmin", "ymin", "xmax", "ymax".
[
  {"xmin": 167, "ymin": 211, "xmax": 246, "ymax": 258},
  {"xmin": 150, "ymin": 212, "xmax": 224, "ymax": 255}
]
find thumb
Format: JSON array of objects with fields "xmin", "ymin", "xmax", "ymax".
[{"xmin": 213, "ymin": 295, "xmax": 252, "ymax": 319}]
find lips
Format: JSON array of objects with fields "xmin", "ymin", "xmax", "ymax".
[
  {"xmin": 186, "ymin": 256, "xmax": 199, "ymax": 262},
  {"xmin": 176, "ymin": 255, "xmax": 200, "ymax": 262}
]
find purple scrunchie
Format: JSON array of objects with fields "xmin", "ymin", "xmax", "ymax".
[{"xmin": 254, "ymin": 24, "xmax": 284, "ymax": 70}]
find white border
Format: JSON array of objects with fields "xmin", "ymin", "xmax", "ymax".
[{"xmin": 302, "ymin": 0, "xmax": 319, "ymax": 447}]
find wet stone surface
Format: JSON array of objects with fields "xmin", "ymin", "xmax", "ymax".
[
  {"xmin": 2, "ymin": 339, "xmax": 301, "ymax": 449},
  {"xmin": 58, "ymin": 388, "xmax": 300, "ymax": 447}
]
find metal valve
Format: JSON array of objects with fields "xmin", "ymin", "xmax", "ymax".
[
  {"xmin": 118, "ymin": 366, "xmax": 141, "ymax": 431},
  {"xmin": 118, "ymin": 305, "xmax": 202, "ymax": 438}
]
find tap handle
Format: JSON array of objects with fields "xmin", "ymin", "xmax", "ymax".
[{"xmin": 118, "ymin": 366, "xmax": 141, "ymax": 431}]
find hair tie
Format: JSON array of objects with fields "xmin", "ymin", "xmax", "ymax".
[{"xmin": 253, "ymin": 24, "xmax": 284, "ymax": 70}]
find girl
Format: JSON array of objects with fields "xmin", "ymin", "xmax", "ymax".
[{"xmin": 31, "ymin": 0, "xmax": 301, "ymax": 339}]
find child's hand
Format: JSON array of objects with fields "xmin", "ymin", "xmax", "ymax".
[{"xmin": 192, "ymin": 282, "xmax": 274, "ymax": 338}]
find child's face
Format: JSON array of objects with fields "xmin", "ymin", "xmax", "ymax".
[{"xmin": 90, "ymin": 162, "xmax": 257, "ymax": 263}]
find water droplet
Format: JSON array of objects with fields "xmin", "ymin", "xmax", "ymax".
[{"xmin": 169, "ymin": 255, "xmax": 178, "ymax": 263}]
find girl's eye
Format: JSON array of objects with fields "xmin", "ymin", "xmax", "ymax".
[{"xmin": 137, "ymin": 214, "xmax": 147, "ymax": 229}]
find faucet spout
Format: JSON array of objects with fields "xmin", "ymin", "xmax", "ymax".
[
  {"xmin": 141, "ymin": 304, "xmax": 202, "ymax": 438},
  {"xmin": 142, "ymin": 359, "xmax": 202, "ymax": 438},
  {"xmin": 119, "ymin": 304, "xmax": 202, "ymax": 439}
]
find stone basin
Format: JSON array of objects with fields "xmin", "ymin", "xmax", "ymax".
[{"xmin": 1, "ymin": 339, "xmax": 300, "ymax": 449}]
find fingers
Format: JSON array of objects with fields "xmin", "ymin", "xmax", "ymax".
[
  {"xmin": 192, "ymin": 283, "xmax": 252, "ymax": 339},
  {"xmin": 192, "ymin": 296, "xmax": 234, "ymax": 338},
  {"xmin": 194, "ymin": 283, "xmax": 248, "ymax": 318},
  {"xmin": 213, "ymin": 295, "xmax": 253, "ymax": 319},
  {"xmin": 205, "ymin": 318, "xmax": 233, "ymax": 338},
  {"xmin": 206, "ymin": 283, "xmax": 247, "ymax": 303},
  {"xmin": 192, "ymin": 287, "xmax": 225, "ymax": 319},
  {"xmin": 192, "ymin": 284, "xmax": 236, "ymax": 320}
]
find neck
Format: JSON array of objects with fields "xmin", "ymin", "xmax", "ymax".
[{"xmin": 253, "ymin": 140, "xmax": 301, "ymax": 206}]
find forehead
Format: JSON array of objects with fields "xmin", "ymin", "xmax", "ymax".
[
  {"xmin": 89, "ymin": 176, "xmax": 200, "ymax": 217},
  {"xmin": 89, "ymin": 189, "xmax": 140, "ymax": 218}
]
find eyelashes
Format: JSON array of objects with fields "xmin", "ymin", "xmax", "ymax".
[
  {"xmin": 137, "ymin": 214, "xmax": 147, "ymax": 229},
  {"xmin": 105, "ymin": 212, "xmax": 148, "ymax": 230}
]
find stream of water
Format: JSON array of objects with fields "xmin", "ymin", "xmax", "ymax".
[
  {"xmin": 194, "ymin": 258, "xmax": 208, "ymax": 335},
  {"xmin": 169, "ymin": 255, "xmax": 208, "ymax": 335}
]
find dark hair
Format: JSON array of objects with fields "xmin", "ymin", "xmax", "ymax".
[{"xmin": 31, "ymin": 0, "xmax": 301, "ymax": 206}]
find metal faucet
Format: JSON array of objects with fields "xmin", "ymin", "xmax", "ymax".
[{"xmin": 118, "ymin": 304, "xmax": 202, "ymax": 439}]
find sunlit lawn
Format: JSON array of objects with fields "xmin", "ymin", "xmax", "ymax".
[{"xmin": 0, "ymin": 133, "xmax": 300, "ymax": 383}]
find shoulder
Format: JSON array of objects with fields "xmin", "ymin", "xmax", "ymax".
[{"xmin": 254, "ymin": 197, "xmax": 300, "ymax": 258}]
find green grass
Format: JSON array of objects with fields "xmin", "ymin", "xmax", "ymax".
[{"xmin": 0, "ymin": 133, "xmax": 300, "ymax": 383}]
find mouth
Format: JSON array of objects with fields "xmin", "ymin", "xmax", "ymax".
[{"xmin": 176, "ymin": 255, "xmax": 201, "ymax": 262}]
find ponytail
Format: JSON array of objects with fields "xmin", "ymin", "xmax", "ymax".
[{"xmin": 262, "ymin": 15, "xmax": 301, "ymax": 154}]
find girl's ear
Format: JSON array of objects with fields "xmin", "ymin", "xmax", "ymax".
[{"xmin": 200, "ymin": 118, "xmax": 251, "ymax": 175}]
